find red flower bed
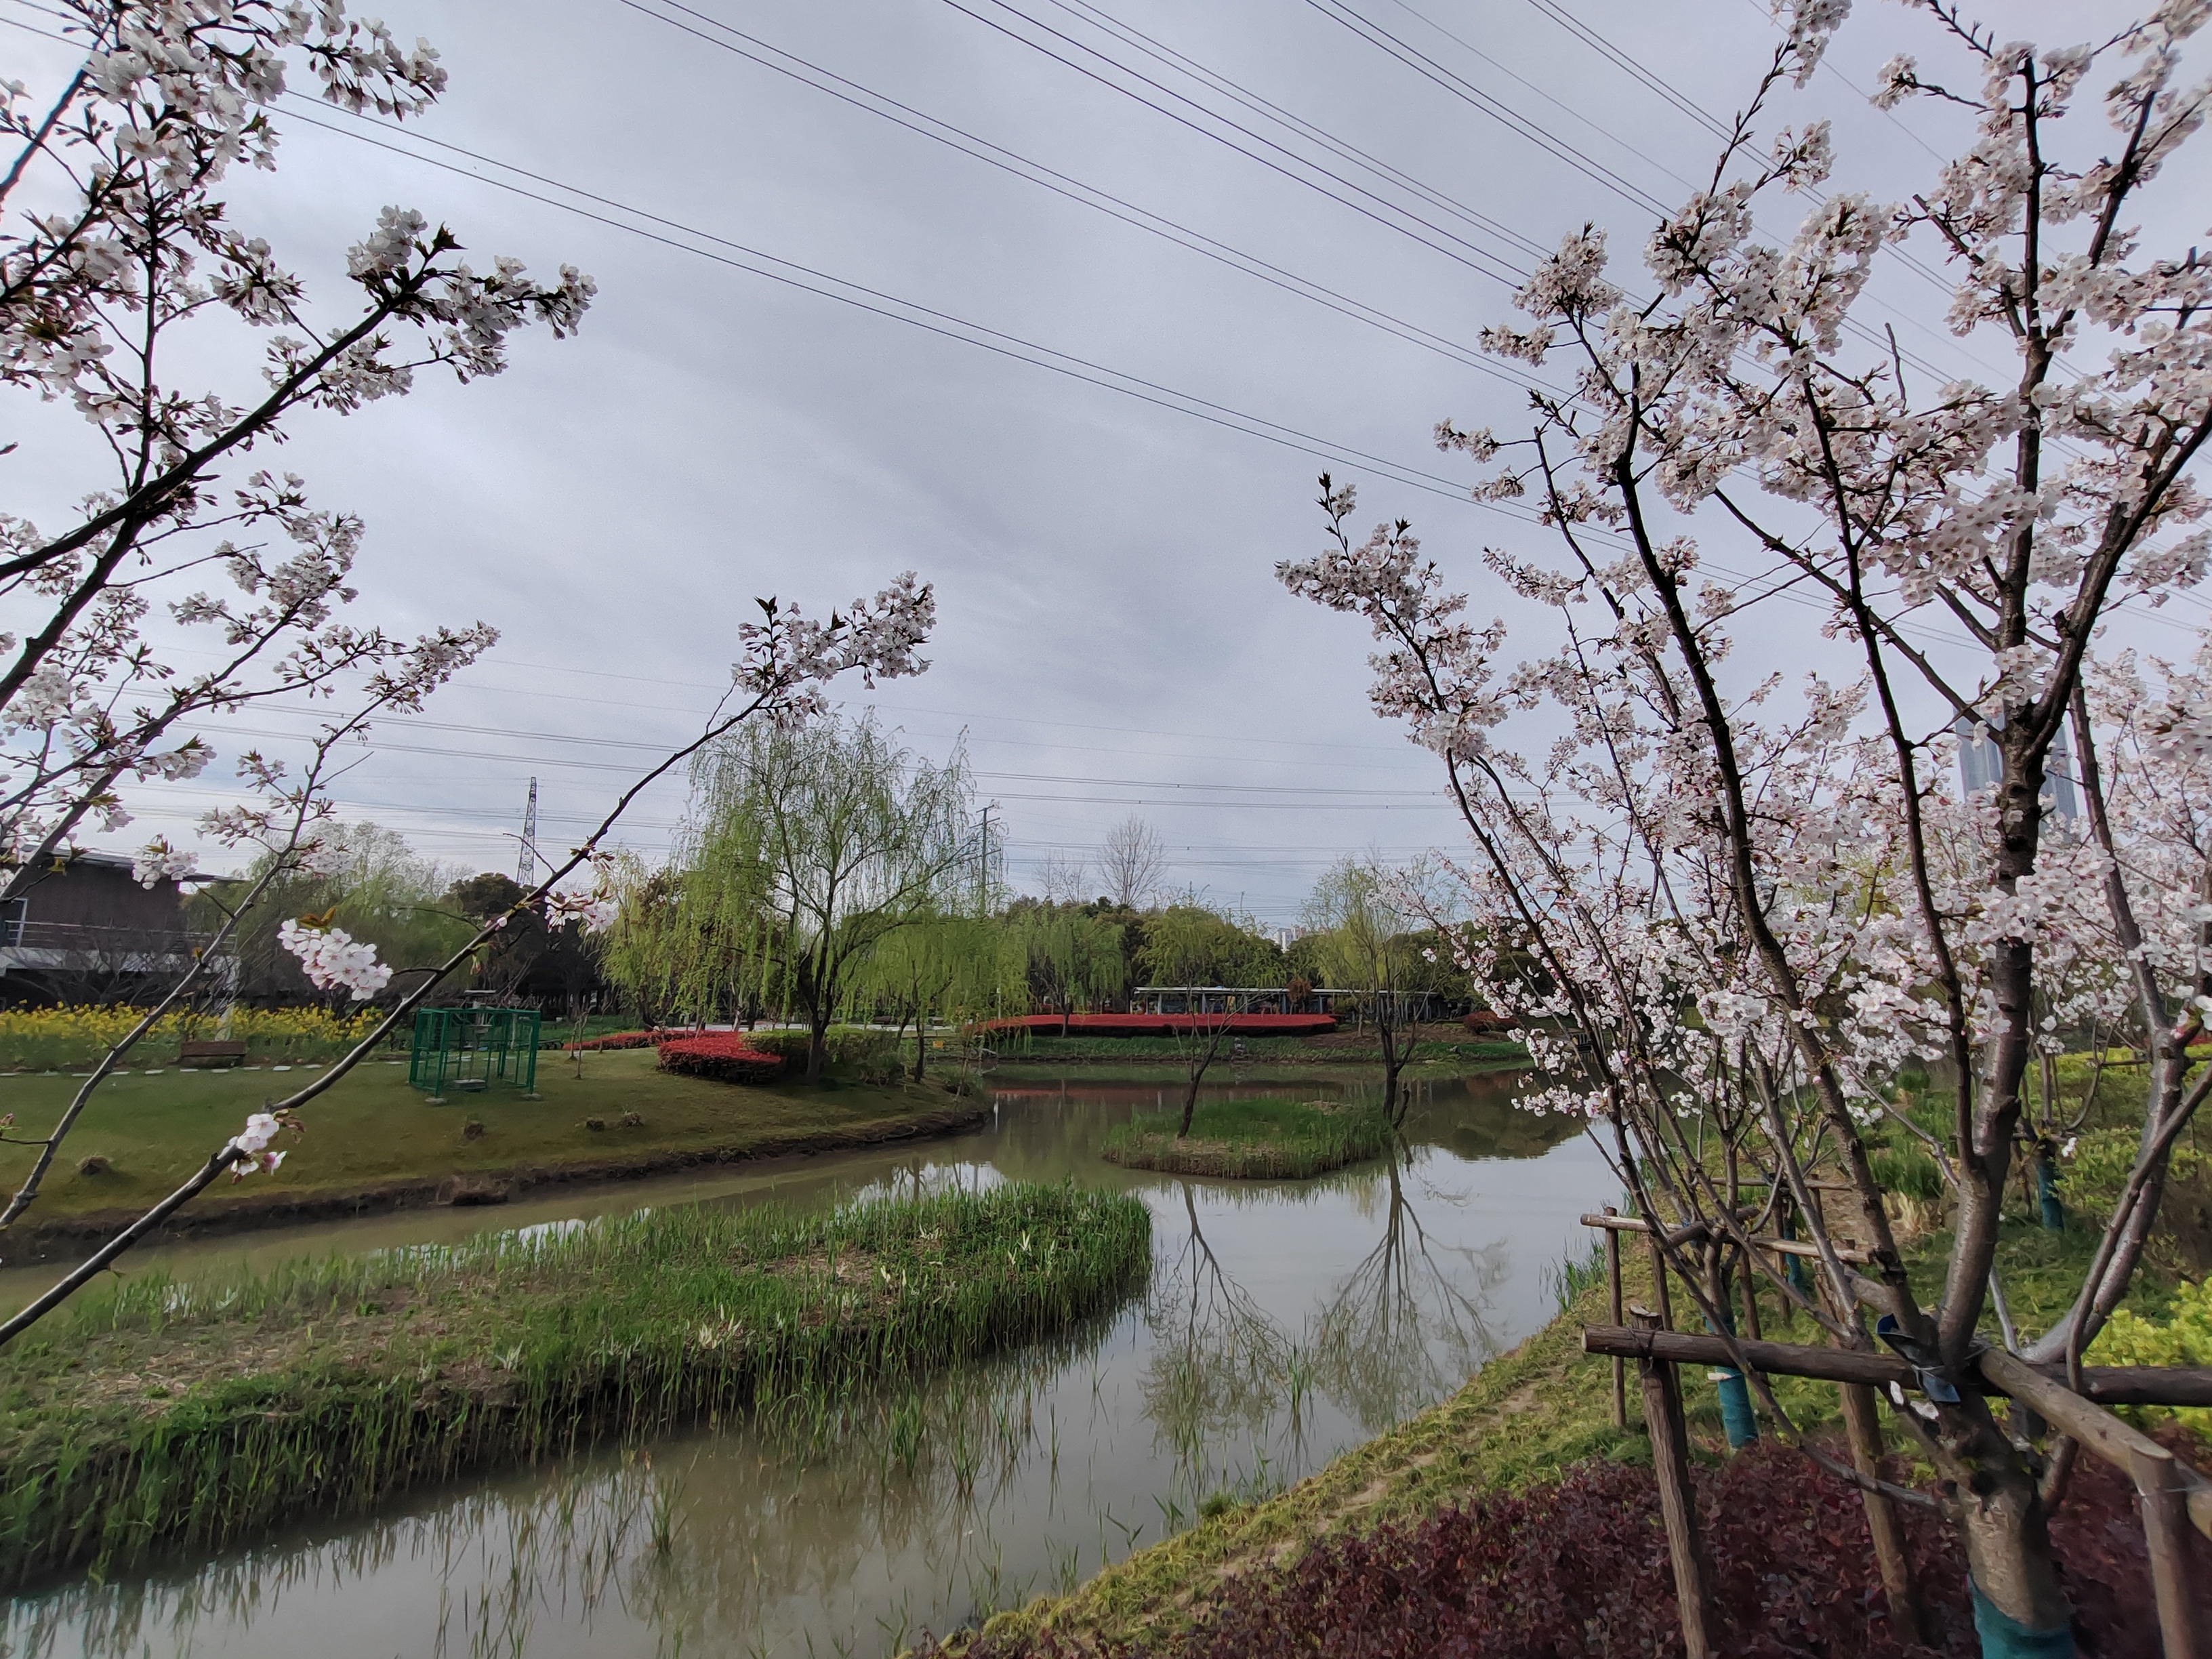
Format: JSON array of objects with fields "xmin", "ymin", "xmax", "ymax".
[
  {"xmin": 655, "ymin": 1031, "xmax": 785, "ymax": 1084},
  {"xmin": 920, "ymin": 1440, "xmax": 2202, "ymax": 1658},
  {"xmin": 985, "ymin": 1013, "xmax": 1338, "ymax": 1038}
]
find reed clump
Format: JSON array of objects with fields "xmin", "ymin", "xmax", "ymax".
[
  {"xmin": 1101, "ymin": 1097, "xmax": 1393, "ymax": 1179},
  {"xmin": 0, "ymin": 1180, "xmax": 1149, "ymax": 1587}
]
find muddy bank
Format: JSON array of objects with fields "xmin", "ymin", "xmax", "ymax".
[{"xmin": 1, "ymin": 1101, "xmax": 994, "ymax": 1263}]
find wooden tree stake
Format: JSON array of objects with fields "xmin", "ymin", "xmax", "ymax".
[
  {"xmin": 1604, "ymin": 1204, "xmax": 1626, "ymax": 1431},
  {"xmin": 1631, "ymin": 1306, "xmax": 1713, "ymax": 1658},
  {"xmin": 1839, "ymin": 1381, "xmax": 1924, "ymax": 1646},
  {"xmin": 2133, "ymin": 1443, "xmax": 2200, "ymax": 1659}
]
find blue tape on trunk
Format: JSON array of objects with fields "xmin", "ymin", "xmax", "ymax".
[{"xmin": 1970, "ymin": 1580, "xmax": 2075, "ymax": 1658}]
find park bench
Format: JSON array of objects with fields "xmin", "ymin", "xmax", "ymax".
[{"xmin": 176, "ymin": 1039, "xmax": 247, "ymax": 1069}]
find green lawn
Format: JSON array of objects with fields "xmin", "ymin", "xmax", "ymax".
[{"xmin": 0, "ymin": 1048, "xmax": 978, "ymax": 1227}]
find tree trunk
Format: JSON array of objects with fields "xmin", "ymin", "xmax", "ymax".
[
  {"xmin": 1945, "ymin": 1434, "xmax": 2073, "ymax": 1649},
  {"xmin": 806, "ymin": 1007, "xmax": 831, "ymax": 1082},
  {"xmin": 914, "ymin": 998, "xmax": 928, "ymax": 1083},
  {"xmin": 1379, "ymin": 1014, "xmax": 1405, "ymax": 1127},
  {"xmin": 1179, "ymin": 1068, "xmax": 1201, "ymax": 1137}
]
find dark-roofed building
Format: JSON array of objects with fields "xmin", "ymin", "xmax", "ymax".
[{"xmin": 0, "ymin": 852, "xmax": 226, "ymax": 1007}]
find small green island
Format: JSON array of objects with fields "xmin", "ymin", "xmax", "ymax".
[
  {"xmin": 1100, "ymin": 1094, "xmax": 1395, "ymax": 1179},
  {"xmin": 0, "ymin": 1181, "xmax": 1151, "ymax": 1586}
]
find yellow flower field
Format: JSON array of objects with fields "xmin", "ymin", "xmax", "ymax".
[{"xmin": 0, "ymin": 1006, "xmax": 385, "ymax": 1070}]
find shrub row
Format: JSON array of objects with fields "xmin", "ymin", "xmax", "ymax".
[
  {"xmin": 933, "ymin": 1439, "xmax": 2195, "ymax": 1658},
  {"xmin": 655, "ymin": 1032, "xmax": 785, "ymax": 1084}
]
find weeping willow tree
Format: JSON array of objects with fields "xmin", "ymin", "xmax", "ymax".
[
  {"xmin": 1015, "ymin": 905, "xmax": 1127, "ymax": 1033},
  {"xmin": 1301, "ymin": 857, "xmax": 1454, "ymax": 1127},
  {"xmin": 655, "ymin": 713, "xmax": 976, "ymax": 1082},
  {"xmin": 595, "ymin": 853, "xmax": 694, "ymax": 1029},
  {"xmin": 847, "ymin": 914, "xmax": 1023, "ymax": 1081}
]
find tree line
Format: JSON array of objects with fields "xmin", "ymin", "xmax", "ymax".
[{"xmin": 589, "ymin": 710, "xmax": 1476, "ymax": 1080}]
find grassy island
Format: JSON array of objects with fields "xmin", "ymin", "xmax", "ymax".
[
  {"xmin": 0, "ymin": 1181, "xmax": 1151, "ymax": 1588},
  {"xmin": 1100, "ymin": 1096, "xmax": 1394, "ymax": 1179}
]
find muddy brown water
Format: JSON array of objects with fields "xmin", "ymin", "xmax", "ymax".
[{"xmin": 1, "ymin": 1072, "xmax": 1609, "ymax": 1659}]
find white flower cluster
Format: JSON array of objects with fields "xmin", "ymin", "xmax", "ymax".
[
  {"xmin": 130, "ymin": 837, "xmax": 197, "ymax": 888},
  {"xmin": 224, "ymin": 1111, "xmax": 294, "ymax": 1179},
  {"xmin": 543, "ymin": 888, "xmax": 618, "ymax": 934},
  {"xmin": 278, "ymin": 917, "xmax": 391, "ymax": 1000},
  {"xmin": 733, "ymin": 573, "xmax": 935, "ymax": 724}
]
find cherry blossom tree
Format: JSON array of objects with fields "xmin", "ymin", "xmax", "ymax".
[
  {"xmin": 0, "ymin": 3, "xmax": 940, "ymax": 1342},
  {"xmin": 1, "ymin": 0, "xmax": 590, "ymax": 1226},
  {"xmin": 1286, "ymin": 2, "xmax": 2211, "ymax": 1646},
  {"xmin": 0, "ymin": 575, "xmax": 936, "ymax": 1345}
]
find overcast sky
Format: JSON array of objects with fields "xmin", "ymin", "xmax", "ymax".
[{"xmin": 10, "ymin": 0, "xmax": 2207, "ymax": 923}]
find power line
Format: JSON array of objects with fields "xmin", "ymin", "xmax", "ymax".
[
  {"xmin": 1508, "ymin": 0, "xmax": 1732, "ymax": 142},
  {"xmin": 1300, "ymin": 0, "xmax": 1671, "ymax": 218},
  {"xmin": 934, "ymin": 0, "xmax": 1536, "ymax": 286},
  {"xmin": 283, "ymin": 100, "xmax": 1532, "ymax": 516},
  {"xmin": 620, "ymin": 0, "xmax": 1553, "ymax": 394},
  {"xmin": 1311, "ymin": 0, "xmax": 1983, "ymax": 390},
  {"xmin": 1045, "ymin": 0, "xmax": 1554, "ymax": 262},
  {"xmin": 185, "ymin": 714, "xmax": 1456, "ymax": 799},
  {"xmin": 283, "ymin": 97, "xmax": 1921, "ymax": 636}
]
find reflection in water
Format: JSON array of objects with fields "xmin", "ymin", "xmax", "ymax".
[
  {"xmin": 1, "ymin": 1075, "xmax": 1604, "ymax": 1659},
  {"xmin": 1313, "ymin": 1158, "xmax": 1512, "ymax": 1432},
  {"xmin": 1141, "ymin": 1181, "xmax": 1301, "ymax": 1512}
]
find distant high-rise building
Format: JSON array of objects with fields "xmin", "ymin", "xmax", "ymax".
[{"xmin": 1954, "ymin": 716, "xmax": 2078, "ymax": 825}]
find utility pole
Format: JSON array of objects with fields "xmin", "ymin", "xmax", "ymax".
[
  {"xmin": 516, "ymin": 777, "xmax": 539, "ymax": 884},
  {"xmin": 977, "ymin": 803, "xmax": 991, "ymax": 915}
]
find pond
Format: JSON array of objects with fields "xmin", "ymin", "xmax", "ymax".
[{"xmin": 2, "ymin": 1071, "xmax": 1610, "ymax": 1659}]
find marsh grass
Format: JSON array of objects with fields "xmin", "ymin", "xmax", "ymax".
[
  {"xmin": 1541, "ymin": 1233, "xmax": 1611, "ymax": 1315},
  {"xmin": 1099, "ymin": 1097, "xmax": 1393, "ymax": 1180},
  {"xmin": 0, "ymin": 1181, "xmax": 1149, "ymax": 1587}
]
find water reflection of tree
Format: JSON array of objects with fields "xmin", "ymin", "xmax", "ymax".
[
  {"xmin": 1309, "ymin": 1153, "xmax": 1512, "ymax": 1433},
  {"xmin": 1139, "ymin": 1182, "xmax": 1294, "ymax": 1473}
]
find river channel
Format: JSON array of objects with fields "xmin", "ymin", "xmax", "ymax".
[{"xmin": 2, "ymin": 1071, "xmax": 1609, "ymax": 1659}]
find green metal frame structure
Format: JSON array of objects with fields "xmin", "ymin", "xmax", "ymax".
[{"xmin": 408, "ymin": 1005, "xmax": 541, "ymax": 1100}]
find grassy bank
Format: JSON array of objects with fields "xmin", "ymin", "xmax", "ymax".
[
  {"xmin": 0, "ymin": 1048, "xmax": 980, "ymax": 1240},
  {"xmin": 959, "ymin": 1208, "xmax": 2186, "ymax": 1654},
  {"xmin": 1101, "ymin": 1096, "xmax": 1395, "ymax": 1179},
  {"xmin": 0, "ymin": 1180, "xmax": 1150, "ymax": 1587}
]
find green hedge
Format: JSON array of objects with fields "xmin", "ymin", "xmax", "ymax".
[{"xmin": 744, "ymin": 1027, "xmax": 900, "ymax": 1069}]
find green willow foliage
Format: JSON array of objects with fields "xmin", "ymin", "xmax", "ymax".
[
  {"xmin": 1014, "ymin": 907, "xmax": 1127, "ymax": 1026},
  {"xmin": 846, "ymin": 915, "xmax": 1025, "ymax": 1078},
  {"xmin": 597, "ymin": 714, "xmax": 975, "ymax": 1074},
  {"xmin": 1138, "ymin": 904, "xmax": 1285, "ymax": 989}
]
